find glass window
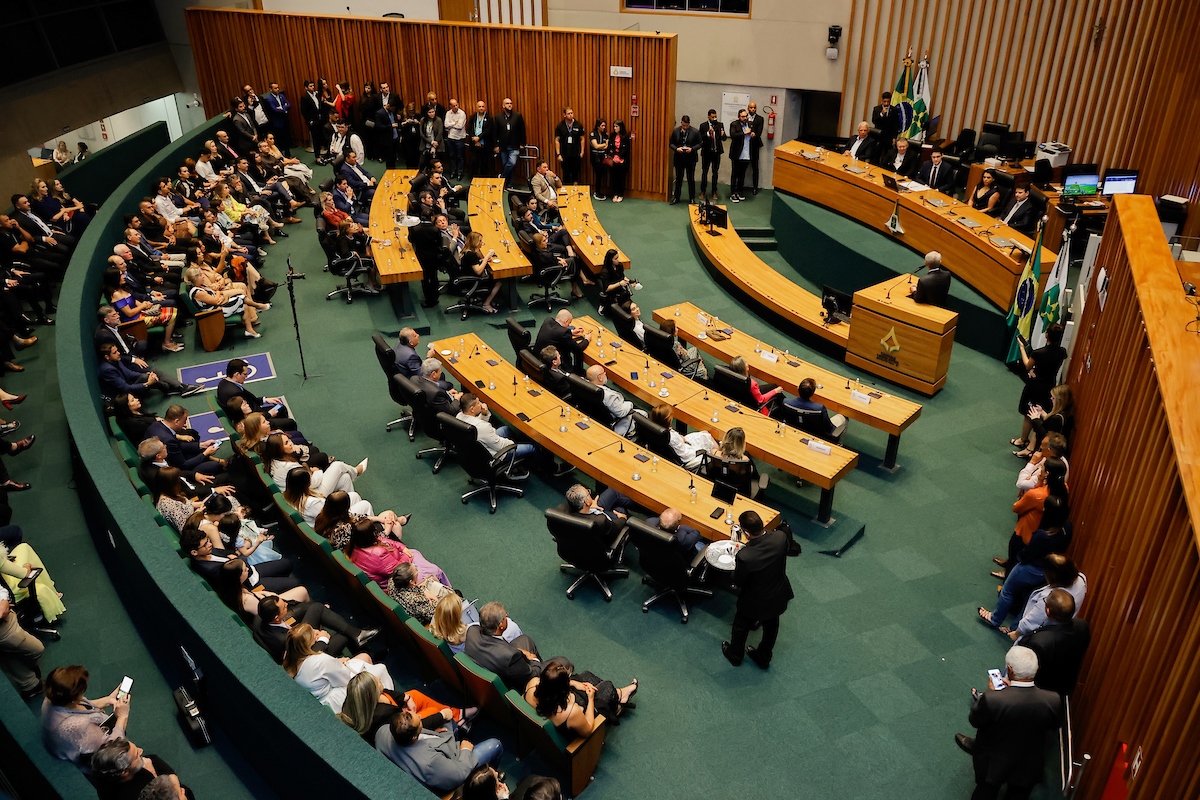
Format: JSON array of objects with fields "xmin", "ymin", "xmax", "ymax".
[{"xmin": 621, "ymin": 0, "xmax": 751, "ymax": 15}]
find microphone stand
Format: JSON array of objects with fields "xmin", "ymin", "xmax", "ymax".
[
  {"xmin": 884, "ymin": 264, "xmax": 926, "ymax": 303},
  {"xmin": 285, "ymin": 257, "xmax": 320, "ymax": 381},
  {"xmin": 587, "ymin": 438, "xmax": 626, "ymax": 456}
]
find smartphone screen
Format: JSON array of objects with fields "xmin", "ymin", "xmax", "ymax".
[{"xmin": 116, "ymin": 675, "xmax": 134, "ymax": 701}]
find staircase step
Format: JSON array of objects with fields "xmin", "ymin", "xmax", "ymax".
[
  {"xmin": 742, "ymin": 237, "xmax": 778, "ymax": 252},
  {"xmin": 735, "ymin": 226, "xmax": 776, "ymax": 238}
]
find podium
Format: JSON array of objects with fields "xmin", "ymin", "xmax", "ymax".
[{"xmin": 844, "ymin": 277, "xmax": 958, "ymax": 396}]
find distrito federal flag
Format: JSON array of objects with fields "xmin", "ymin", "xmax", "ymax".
[
  {"xmin": 1006, "ymin": 218, "xmax": 1046, "ymax": 363},
  {"xmin": 1031, "ymin": 222, "xmax": 1072, "ymax": 348},
  {"xmin": 907, "ymin": 55, "xmax": 932, "ymax": 141}
]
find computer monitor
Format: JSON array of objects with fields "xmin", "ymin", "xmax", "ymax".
[
  {"xmin": 821, "ymin": 285, "xmax": 854, "ymax": 324},
  {"xmin": 1061, "ymin": 173, "xmax": 1100, "ymax": 197},
  {"xmin": 981, "ymin": 121, "xmax": 1011, "ymax": 137},
  {"xmin": 1061, "ymin": 163, "xmax": 1100, "ymax": 179},
  {"xmin": 1101, "ymin": 169, "xmax": 1139, "ymax": 195}
]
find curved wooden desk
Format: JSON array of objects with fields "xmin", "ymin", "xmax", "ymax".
[
  {"xmin": 773, "ymin": 140, "xmax": 1056, "ymax": 310},
  {"xmin": 689, "ymin": 204, "xmax": 849, "ymax": 347},
  {"xmin": 553, "ymin": 187, "xmax": 631, "ymax": 276},
  {"xmin": 368, "ymin": 169, "xmax": 422, "ymax": 286},
  {"xmin": 573, "ymin": 316, "xmax": 857, "ymax": 524},
  {"xmin": 431, "ymin": 333, "xmax": 778, "ymax": 540},
  {"xmin": 651, "ymin": 302, "xmax": 923, "ymax": 469}
]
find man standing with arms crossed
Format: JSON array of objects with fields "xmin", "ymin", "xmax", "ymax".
[
  {"xmin": 554, "ymin": 107, "xmax": 585, "ymax": 185},
  {"xmin": 745, "ymin": 101, "xmax": 765, "ymax": 196},
  {"xmin": 722, "ymin": 510, "xmax": 793, "ymax": 669}
]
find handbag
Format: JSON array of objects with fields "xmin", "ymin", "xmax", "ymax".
[{"xmin": 602, "ymin": 156, "xmax": 615, "ymax": 168}]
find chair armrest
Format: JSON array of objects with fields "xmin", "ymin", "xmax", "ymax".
[
  {"xmin": 687, "ymin": 546, "xmax": 709, "ymax": 574},
  {"xmin": 489, "ymin": 442, "xmax": 518, "ymax": 470},
  {"xmin": 605, "ymin": 524, "xmax": 629, "ymax": 556}
]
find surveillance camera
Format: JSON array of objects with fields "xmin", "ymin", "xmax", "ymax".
[{"xmin": 828, "ymin": 25, "xmax": 842, "ymax": 44}]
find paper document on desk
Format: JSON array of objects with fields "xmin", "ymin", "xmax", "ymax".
[{"xmin": 900, "ymin": 181, "xmax": 926, "ymax": 192}]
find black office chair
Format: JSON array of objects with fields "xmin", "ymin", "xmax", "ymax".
[
  {"xmin": 565, "ymin": 374, "xmax": 617, "ymax": 428},
  {"xmin": 1029, "ymin": 187, "xmax": 1049, "ymax": 223},
  {"xmin": 779, "ymin": 404, "xmax": 845, "ymax": 444},
  {"xmin": 371, "ymin": 334, "xmax": 413, "ymax": 435},
  {"xmin": 699, "ymin": 452, "xmax": 768, "ymax": 500},
  {"xmin": 644, "ymin": 326, "xmax": 703, "ymax": 378},
  {"xmin": 545, "ymin": 507, "xmax": 629, "ymax": 601},
  {"xmin": 437, "ymin": 413, "xmax": 524, "ymax": 513},
  {"xmin": 411, "ymin": 385, "xmax": 455, "ymax": 472},
  {"xmin": 711, "ymin": 364, "xmax": 781, "ymax": 416},
  {"xmin": 506, "ymin": 317, "xmax": 532, "ymax": 361},
  {"xmin": 318, "ymin": 177, "xmax": 335, "ymax": 194},
  {"xmin": 391, "ymin": 374, "xmax": 424, "ymax": 442},
  {"xmin": 528, "ymin": 252, "xmax": 570, "ymax": 312},
  {"xmin": 974, "ymin": 143, "xmax": 1000, "ymax": 162},
  {"xmin": 1032, "ymin": 159, "xmax": 1055, "ymax": 191},
  {"xmin": 992, "ymin": 171, "xmax": 1016, "ymax": 216},
  {"xmin": 443, "ymin": 261, "xmax": 489, "ymax": 321},
  {"xmin": 940, "ymin": 155, "xmax": 967, "ymax": 199},
  {"xmin": 945, "ymin": 128, "xmax": 976, "ymax": 162},
  {"xmin": 325, "ymin": 228, "xmax": 377, "ymax": 303},
  {"xmin": 331, "ymin": 153, "xmax": 346, "ymax": 179},
  {"xmin": 626, "ymin": 517, "xmax": 711, "ymax": 624},
  {"xmin": 631, "ymin": 414, "xmax": 683, "ymax": 466},
  {"xmin": 608, "ymin": 303, "xmax": 642, "ymax": 350},
  {"xmin": 12, "ymin": 571, "xmax": 60, "ymax": 641}
]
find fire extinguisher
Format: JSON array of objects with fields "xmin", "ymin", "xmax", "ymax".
[{"xmin": 765, "ymin": 107, "xmax": 776, "ymax": 140}]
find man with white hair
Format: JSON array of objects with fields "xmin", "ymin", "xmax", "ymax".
[
  {"xmin": 909, "ymin": 250, "xmax": 951, "ymax": 307},
  {"xmin": 585, "ymin": 365, "xmax": 641, "ymax": 436},
  {"xmin": 645, "ymin": 507, "xmax": 705, "ymax": 555},
  {"xmin": 843, "ymin": 121, "xmax": 878, "ymax": 162},
  {"xmin": 417, "ymin": 358, "xmax": 461, "ymax": 416},
  {"xmin": 955, "ymin": 645, "xmax": 1062, "ymax": 800},
  {"xmin": 532, "ymin": 309, "xmax": 590, "ymax": 375}
]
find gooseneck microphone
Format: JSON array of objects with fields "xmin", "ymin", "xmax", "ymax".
[{"xmin": 588, "ymin": 439, "xmax": 626, "ymax": 456}]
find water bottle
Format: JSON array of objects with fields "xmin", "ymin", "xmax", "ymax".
[{"xmin": 651, "ymin": 455, "xmax": 658, "ymax": 473}]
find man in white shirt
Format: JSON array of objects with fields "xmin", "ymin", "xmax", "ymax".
[
  {"xmin": 456, "ymin": 391, "xmax": 535, "ymax": 479},
  {"xmin": 330, "ymin": 120, "xmax": 365, "ymax": 165},
  {"xmin": 1016, "ymin": 432, "xmax": 1069, "ymax": 495},
  {"xmin": 443, "ymin": 98, "xmax": 468, "ymax": 181},
  {"xmin": 844, "ymin": 121, "xmax": 877, "ymax": 162},
  {"xmin": 153, "ymin": 179, "xmax": 200, "ymax": 228},
  {"xmin": 585, "ymin": 365, "xmax": 640, "ymax": 436}
]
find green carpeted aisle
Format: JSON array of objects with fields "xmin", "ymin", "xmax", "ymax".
[{"xmin": 27, "ymin": 160, "xmax": 1056, "ymax": 798}]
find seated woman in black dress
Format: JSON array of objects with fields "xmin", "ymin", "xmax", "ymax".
[
  {"xmin": 458, "ymin": 231, "xmax": 503, "ymax": 313},
  {"xmin": 522, "ymin": 658, "xmax": 638, "ymax": 735},
  {"xmin": 969, "ymin": 168, "xmax": 1002, "ymax": 216},
  {"xmin": 1011, "ymin": 323, "xmax": 1066, "ymax": 454},
  {"xmin": 599, "ymin": 249, "xmax": 640, "ymax": 314},
  {"xmin": 112, "ymin": 393, "xmax": 155, "ymax": 443}
]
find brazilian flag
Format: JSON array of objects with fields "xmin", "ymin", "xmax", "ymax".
[
  {"xmin": 891, "ymin": 54, "xmax": 916, "ymax": 138},
  {"xmin": 1006, "ymin": 219, "xmax": 1045, "ymax": 363}
]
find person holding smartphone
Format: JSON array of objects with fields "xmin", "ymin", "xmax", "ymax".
[
  {"xmin": 721, "ymin": 510, "xmax": 794, "ymax": 670},
  {"xmin": 41, "ymin": 665, "xmax": 131, "ymax": 770}
]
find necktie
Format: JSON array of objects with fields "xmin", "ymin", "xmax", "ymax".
[{"xmin": 930, "ymin": 166, "xmax": 938, "ymax": 187}]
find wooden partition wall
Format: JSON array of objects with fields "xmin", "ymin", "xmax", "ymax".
[
  {"xmin": 1063, "ymin": 195, "xmax": 1200, "ymax": 800},
  {"xmin": 838, "ymin": 0, "xmax": 1200, "ymax": 239},
  {"xmin": 185, "ymin": 9, "xmax": 676, "ymax": 200}
]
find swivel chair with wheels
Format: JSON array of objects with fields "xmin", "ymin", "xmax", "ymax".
[
  {"xmin": 631, "ymin": 414, "xmax": 684, "ymax": 466},
  {"xmin": 699, "ymin": 452, "xmax": 768, "ymax": 500},
  {"xmin": 544, "ymin": 507, "xmax": 629, "ymax": 601},
  {"xmin": 505, "ymin": 317, "xmax": 532, "ymax": 361},
  {"xmin": 410, "ymin": 386, "xmax": 456, "ymax": 472},
  {"xmin": 527, "ymin": 253, "xmax": 570, "ymax": 312},
  {"xmin": 370, "ymin": 334, "xmax": 413, "ymax": 435},
  {"xmin": 625, "ymin": 517, "xmax": 711, "ymax": 624},
  {"xmin": 437, "ymin": 413, "xmax": 525, "ymax": 513}
]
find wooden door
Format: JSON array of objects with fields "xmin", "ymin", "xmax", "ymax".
[{"xmin": 438, "ymin": 0, "xmax": 476, "ymax": 22}]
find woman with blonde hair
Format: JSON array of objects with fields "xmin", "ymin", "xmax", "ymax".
[
  {"xmin": 336, "ymin": 671, "xmax": 472, "ymax": 742},
  {"xmin": 728, "ymin": 355, "xmax": 781, "ymax": 414},
  {"xmin": 52, "ymin": 141, "xmax": 72, "ymax": 168},
  {"xmin": 712, "ymin": 427, "xmax": 748, "ymax": 461},
  {"xmin": 211, "ymin": 180, "xmax": 279, "ymax": 245},
  {"xmin": 283, "ymin": 623, "xmax": 392, "ymax": 713},
  {"xmin": 459, "ymin": 230, "xmax": 502, "ymax": 312},
  {"xmin": 428, "ymin": 593, "xmax": 512, "ymax": 655}
]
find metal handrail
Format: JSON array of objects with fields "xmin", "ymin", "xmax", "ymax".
[{"xmin": 1059, "ymin": 696, "xmax": 1092, "ymax": 796}]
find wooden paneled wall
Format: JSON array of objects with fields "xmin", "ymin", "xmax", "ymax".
[
  {"xmin": 1063, "ymin": 195, "xmax": 1200, "ymax": 800},
  {"xmin": 185, "ymin": 9, "xmax": 676, "ymax": 200},
  {"xmin": 839, "ymin": 0, "xmax": 1200, "ymax": 239}
]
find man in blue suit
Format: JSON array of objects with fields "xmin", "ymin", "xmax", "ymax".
[
  {"xmin": 783, "ymin": 378, "xmax": 847, "ymax": 441},
  {"xmin": 338, "ymin": 150, "xmax": 377, "ymax": 202},
  {"xmin": 144, "ymin": 405, "xmax": 226, "ymax": 476},
  {"xmin": 375, "ymin": 100, "xmax": 400, "ymax": 170},
  {"xmin": 97, "ymin": 343, "xmax": 199, "ymax": 398},
  {"xmin": 332, "ymin": 177, "xmax": 370, "ymax": 226},
  {"xmin": 646, "ymin": 508, "xmax": 705, "ymax": 555},
  {"xmin": 263, "ymin": 82, "xmax": 293, "ymax": 156}
]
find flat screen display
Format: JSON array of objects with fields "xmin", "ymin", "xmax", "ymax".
[
  {"xmin": 1101, "ymin": 174, "xmax": 1138, "ymax": 195},
  {"xmin": 1061, "ymin": 174, "xmax": 1100, "ymax": 197}
]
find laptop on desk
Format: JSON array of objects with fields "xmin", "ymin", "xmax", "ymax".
[{"xmin": 881, "ymin": 174, "xmax": 901, "ymax": 192}]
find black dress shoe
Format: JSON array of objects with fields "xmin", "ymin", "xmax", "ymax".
[
  {"xmin": 746, "ymin": 646, "xmax": 770, "ymax": 670},
  {"xmin": 34, "ymin": 317, "xmax": 54, "ymax": 326},
  {"xmin": 669, "ymin": 197, "xmax": 679, "ymax": 205},
  {"xmin": 275, "ymin": 229, "xmax": 289, "ymax": 238},
  {"xmin": 1, "ymin": 480, "xmax": 32, "ymax": 492},
  {"xmin": 721, "ymin": 641, "xmax": 743, "ymax": 667},
  {"xmin": 954, "ymin": 733, "xmax": 975, "ymax": 754},
  {"xmin": 752, "ymin": 187, "xmax": 760, "ymax": 196}
]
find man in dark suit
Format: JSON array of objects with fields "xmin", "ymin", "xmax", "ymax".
[
  {"xmin": 955, "ymin": 645, "xmax": 1062, "ymax": 800},
  {"xmin": 229, "ymin": 99, "xmax": 259, "ymax": 155},
  {"xmin": 910, "ymin": 250, "xmax": 952, "ymax": 307},
  {"xmin": 722, "ymin": 510, "xmax": 794, "ymax": 669},
  {"xmin": 98, "ymin": 343, "xmax": 198, "ymax": 399},
  {"xmin": 532, "ymin": 310, "xmax": 590, "ymax": 375},
  {"xmin": 95, "ymin": 305, "xmax": 147, "ymax": 359},
  {"xmin": 1024, "ymin": 590, "xmax": 1092, "ymax": 696},
  {"xmin": 252, "ymin": 594, "xmax": 376, "ymax": 664},
  {"xmin": 871, "ymin": 91, "xmax": 901, "ymax": 147},
  {"xmin": 300, "ymin": 81, "xmax": 323, "ymax": 155},
  {"xmin": 494, "ymin": 98, "xmax": 527, "ymax": 188},
  {"xmin": 745, "ymin": 101, "xmax": 766, "ymax": 195},
  {"xmin": 216, "ymin": 358, "xmax": 297, "ymax": 431},
  {"xmin": 416, "ymin": 359, "xmax": 461, "ymax": 416},
  {"xmin": 998, "ymin": 184, "xmax": 1040, "ymax": 235},
  {"xmin": 213, "ymin": 130, "xmax": 242, "ymax": 167},
  {"xmin": 338, "ymin": 151, "xmax": 377, "ymax": 202},
  {"xmin": 145, "ymin": 406, "xmax": 227, "ymax": 476},
  {"xmin": 646, "ymin": 507, "xmax": 705, "ymax": 556},
  {"xmin": 375, "ymin": 100, "xmax": 401, "ymax": 170},
  {"xmin": 843, "ymin": 121, "xmax": 878, "ymax": 163},
  {"xmin": 179, "ymin": 527, "xmax": 299, "ymax": 593},
  {"xmin": 464, "ymin": 602, "xmax": 544, "ymax": 692},
  {"xmin": 669, "ymin": 116, "xmax": 703, "ymax": 205},
  {"xmin": 783, "ymin": 378, "xmax": 847, "ymax": 441},
  {"xmin": 263, "ymin": 82, "xmax": 293, "ymax": 156},
  {"xmin": 10, "ymin": 195, "xmax": 75, "ymax": 262},
  {"xmin": 698, "ymin": 109, "xmax": 726, "ymax": 202},
  {"xmin": 466, "ymin": 100, "xmax": 494, "ymax": 179},
  {"xmin": 880, "ymin": 137, "xmax": 920, "ymax": 178},
  {"xmin": 916, "ymin": 148, "xmax": 955, "ymax": 194},
  {"xmin": 565, "ymin": 483, "xmax": 634, "ymax": 542}
]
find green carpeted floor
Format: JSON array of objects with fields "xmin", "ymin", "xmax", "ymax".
[{"xmin": 18, "ymin": 161, "xmax": 1058, "ymax": 798}]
